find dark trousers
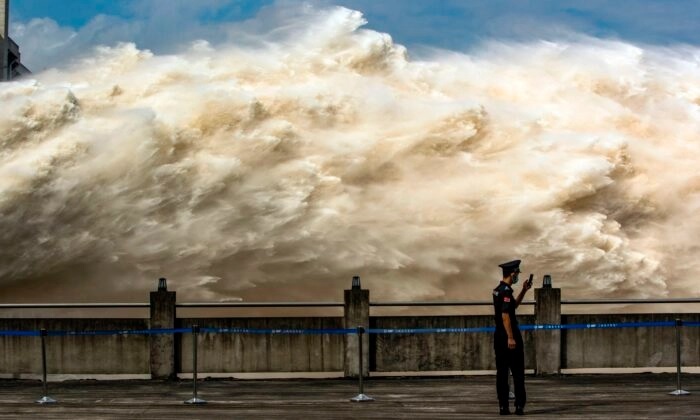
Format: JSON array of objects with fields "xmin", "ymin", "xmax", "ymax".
[{"xmin": 495, "ymin": 337, "xmax": 526, "ymax": 408}]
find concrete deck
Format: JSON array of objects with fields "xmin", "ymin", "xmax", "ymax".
[{"xmin": 0, "ymin": 374, "xmax": 699, "ymax": 419}]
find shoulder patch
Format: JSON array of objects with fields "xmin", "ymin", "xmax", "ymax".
[{"xmin": 493, "ymin": 290, "xmax": 499, "ymax": 296}]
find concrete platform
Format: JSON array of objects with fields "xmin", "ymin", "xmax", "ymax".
[{"xmin": 0, "ymin": 374, "xmax": 698, "ymax": 419}]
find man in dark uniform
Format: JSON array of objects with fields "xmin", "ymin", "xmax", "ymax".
[{"xmin": 493, "ymin": 259, "xmax": 531, "ymax": 415}]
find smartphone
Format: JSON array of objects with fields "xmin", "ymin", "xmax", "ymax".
[{"xmin": 526, "ymin": 274, "xmax": 533, "ymax": 287}]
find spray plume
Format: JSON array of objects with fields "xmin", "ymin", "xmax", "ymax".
[{"xmin": 1, "ymin": 6, "xmax": 700, "ymax": 302}]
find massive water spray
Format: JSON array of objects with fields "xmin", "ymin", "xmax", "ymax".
[{"xmin": 1, "ymin": 7, "xmax": 700, "ymax": 302}]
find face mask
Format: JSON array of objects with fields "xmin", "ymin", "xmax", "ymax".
[{"xmin": 512, "ymin": 273, "xmax": 519, "ymax": 284}]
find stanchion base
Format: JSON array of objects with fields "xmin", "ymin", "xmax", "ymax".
[
  {"xmin": 669, "ymin": 389, "xmax": 690, "ymax": 396},
  {"xmin": 184, "ymin": 397, "xmax": 207, "ymax": 404},
  {"xmin": 36, "ymin": 396, "xmax": 57, "ymax": 404},
  {"xmin": 350, "ymin": 393, "xmax": 375, "ymax": 402}
]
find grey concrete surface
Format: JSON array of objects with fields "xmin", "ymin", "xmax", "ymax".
[
  {"xmin": 178, "ymin": 317, "xmax": 345, "ymax": 373},
  {"xmin": 0, "ymin": 374, "xmax": 698, "ymax": 419},
  {"xmin": 0, "ymin": 319, "xmax": 149, "ymax": 375},
  {"xmin": 371, "ymin": 315, "xmax": 536, "ymax": 371}
]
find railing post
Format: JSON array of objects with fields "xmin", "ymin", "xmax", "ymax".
[
  {"xmin": 185, "ymin": 325, "xmax": 206, "ymax": 404},
  {"xmin": 344, "ymin": 276, "xmax": 369, "ymax": 378},
  {"xmin": 669, "ymin": 318, "xmax": 690, "ymax": 396},
  {"xmin": 36, "ymin": 328, "xmax": 56, "ymax": 404},
  {"xmin": 534, "ymin": 276, "xmax": 561, "ymax": 375},
  {"xmin": 150, "ymin": 278, "xmax": 176, "ymax": 379}
]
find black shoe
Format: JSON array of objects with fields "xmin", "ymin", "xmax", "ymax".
[
  {"xmin": 515, "ymin": 406, "xmax": 524, "ymax": 415},
  {"xmin": 499, "ymin": 406, "xmax": 511, "ymax": 415}
]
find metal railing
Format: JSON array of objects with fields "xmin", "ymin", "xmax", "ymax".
[
  {"xmin": 561, "ymin": 298, "xmax": 700, "ymax": 305},
  {"xmin": 2, "ymin": 298, "xmax": 700, "ymax": 310},
  {"xmin": 0, "ymin": 303, "xmax": 149, "ymax": 309},
  {"xmin": 370, "ymin": 298, "xmax": 700, "ymax": 307},
  {"xmin": 371, "ymin": 300, "xmax": 534, "ymax": 307},
  {"xmin": 176, "ymin": 302, "xmax": 343, "ymax": 308}
]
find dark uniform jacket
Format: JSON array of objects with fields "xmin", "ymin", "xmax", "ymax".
[{"xmin": 492, "ymin": 281, "xmax": 521, "ymax": 346}]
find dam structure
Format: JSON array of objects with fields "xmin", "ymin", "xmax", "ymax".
[{"xmin": 1, "ymin": 0, "xmax": 29, "ymax": 81}]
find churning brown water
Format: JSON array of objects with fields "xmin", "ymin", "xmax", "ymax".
[{"xmin": 1, "ymin": 7, "xmax": 700, "ymax": 303}]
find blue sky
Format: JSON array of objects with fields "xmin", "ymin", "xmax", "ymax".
[{"xmin": 8, "ymin": 0, "xmax": 700, "ymax": 71}]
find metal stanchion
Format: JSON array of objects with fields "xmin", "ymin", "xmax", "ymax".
[
  {"xmin": 350, "ymin": 326, "xmax": 374, "ymax": 402},
  {"xmin": 185, "ymin": 325, "xmax": 207, "ymax": 404},
  {"xmin": 669, "ymin": 319, "xmax": 690, "ymax": 396},
  {"xmin": 36, "ymin": 328, "xmax": 56, "ymax": 404},
  {"xmin": 509, "ymin": 375, "xmax": 515, "ymax": 400}
]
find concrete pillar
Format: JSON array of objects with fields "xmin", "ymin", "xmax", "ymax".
[
  {"xmin": 149, "ymin": 278, "xmax": 176, "ymax": 379},
  {"xmin": 344, "ymin": 276, "xmax": 369, "ymax": 377},
  {"xmin": 1, "ymin": 0, "xmax": 8, "ymax": 40},
  {"xmin": 534, "ymin": 284, "xmax": 561, "ymax": 375}
]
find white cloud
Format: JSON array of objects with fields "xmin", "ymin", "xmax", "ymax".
[
  {"xmin": 11, "ymin": 0, "xmax": 700, "ymax": 73},
  {"xmin": 10, "ymin": 1, "xmax": 251, "ymax": 72}
]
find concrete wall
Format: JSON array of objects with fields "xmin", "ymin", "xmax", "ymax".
[
  {"xmin": 0, "ymin": 319, "xmax": 149, "ymax": 375},
  {"xmin": 562, "ymin": 314, "xmax": 700, "ymax": 369},
  {"xmin": 2, "ymin": 313, "xmax": 699, "ymax": 376},
  {"xmin": 178, "ymin": 317, "xmax": 345, "ymax": 373},
  {"xmin": 371, "ymin": 315, "xmax": 535, "ymax": 371}
]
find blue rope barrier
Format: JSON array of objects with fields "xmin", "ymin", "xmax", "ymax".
[
  {"xmin": 368, "ymin": 327, "xmax": 495, "ymax": 334},
  {"xmin": 0, "ymin": 328, "xmax": 192, "ymax": 337},
  {"xmin": 201, "ymin": 327, "xmax": 356, "ymax": 335},
  {"xmin": 50, "ymin": 328, "xmax": 192, "ymax": 337},
  {"xmin": 520, "ymin": 320, "xmax": 676, "ymax": 331},
  {"xmin": 369, "ymin": 321, "xmax": 676, "ymax": 334},
  {"xmin": 0, "ymin": 330, "xmax": 40, "ymax": 336},
  {"xmin": 0, "ymin": 320, "xmax": 691, "ymax": 336}
]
